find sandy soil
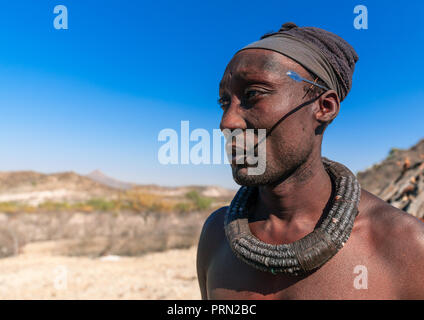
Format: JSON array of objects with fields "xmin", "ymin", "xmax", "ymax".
[{"xmin": 0, "ymin": 241, "xmax": 200, "ymax": 300}]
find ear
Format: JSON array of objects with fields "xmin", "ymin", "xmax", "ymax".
[{"xmin": 314, "ymin": 90, "xmax": 340, "ymax": 123}]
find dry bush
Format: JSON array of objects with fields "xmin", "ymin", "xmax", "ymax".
[
  {"xmin": 0, "ymin": 189, "xmax": 215, "ymax": 215},
  {"xmin": 0, "ymin": 188, "xmax": 222, "ymax": 258},
  {"xmin": 0, "ymin": 227, "xmax": 19, "ymax": 258},
  {"xmin": 0, "ymin": 209, "xmax": 212, "ymax": 258}
]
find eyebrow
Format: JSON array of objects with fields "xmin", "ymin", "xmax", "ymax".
[{"xmin": 219, "ymin": 70, "xmax": 286, "ymax": 92}]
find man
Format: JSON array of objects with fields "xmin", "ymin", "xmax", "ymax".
[{"xmin": 197, "ymin": 22, "xmax": 424, "ymax": 299}]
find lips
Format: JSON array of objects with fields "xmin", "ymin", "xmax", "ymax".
[{"xmin": 230, "ymin": 146, "xmax": 247, "ymax": 165}]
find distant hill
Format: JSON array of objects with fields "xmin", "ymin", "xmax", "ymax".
[
  {"xmin": 0, "ymin": 170, "xmax": 235, "ymax": 207},
  {"xmin": 357, "ymin": 139, "xmax": 424, "ymax": 219},
  {"xmin": 131, "ymin": 184, "xmax": 234, "ymax": 199},
  {"xmin": 0, "ymin": 171, "xmax": 118, "ymax": 206},
  {"xmin": 86, "ymin": 170, "xmax": 133, "ymax": 190}
]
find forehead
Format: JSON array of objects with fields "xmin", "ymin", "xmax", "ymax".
[{"xmin": 219, "ymin": 49, "xmax": 298, "ymax": 89}]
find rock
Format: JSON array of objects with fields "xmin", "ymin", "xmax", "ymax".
[{"xmin": 357, "ymin": 139, "xmax": 424, "ymax": 218}]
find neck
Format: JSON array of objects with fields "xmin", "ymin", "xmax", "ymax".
[
  {"xmin": 255, "ymin": 152, "xmax": 333, "ymax": 226},
  {"xmin": 225, "ymin": 157, "xmax": 361, "ymax": 274}
]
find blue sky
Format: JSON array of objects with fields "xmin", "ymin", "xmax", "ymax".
[{"xmin": 0, "ymin": 0, "xmax": 422, "ymax": 189}]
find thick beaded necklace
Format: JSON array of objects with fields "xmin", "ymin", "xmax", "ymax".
[{"xmin": 224, "ymin": 158, "xmax": 361, "ymax": 276}]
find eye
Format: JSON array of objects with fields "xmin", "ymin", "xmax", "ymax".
[
  {"xmin": 244, "ymin": 89, "xmax": 266, "ymax": 102},
  {"xmin": 217, "ymin": 96, "xmax": 230, "ymax": 109},
  {"xmin": 245, "ymin": 89, "xmax": 260, "ymax": 99}
]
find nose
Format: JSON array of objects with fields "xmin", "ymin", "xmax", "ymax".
[{"xmin": 219, "ymin": 99, "xmax": 247, "ymax": 131}]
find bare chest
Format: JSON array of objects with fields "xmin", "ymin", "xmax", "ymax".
[{"xmin": 207, "ymin": 238, "xmax": 399, "ymax": 300}]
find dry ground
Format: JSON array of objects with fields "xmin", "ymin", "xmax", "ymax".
[{"xmin": 0, "ymin": 241, "xmax": 200, "ymax": 300}]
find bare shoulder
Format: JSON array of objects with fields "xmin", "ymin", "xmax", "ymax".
[
  {"xmin": 359, "ymin": 189, "xmax": 424, "ymax": 247},
  {"xmin": 357, "ymin": 189, "xmax": 424, "ymax": 298},
  {"xmin": 196, "ymin": 207, "xmax": 227, "ymax": 299},
  {"xmin": 197, "ymin": 206, "xmax": 227, "ymax": 264},
  {"xmin": 198, "ymin": 206, "xmax": 227, "ymax": 246}
]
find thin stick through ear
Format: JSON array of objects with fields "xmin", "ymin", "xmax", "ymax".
[{"xmin": 302, "ymin": 77, "xmax": 319, "ymax": 99}]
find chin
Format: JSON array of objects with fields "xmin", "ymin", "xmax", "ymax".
[{"xmin": 232, "ymin": 165, "xmax": 274, "ymax": 186}]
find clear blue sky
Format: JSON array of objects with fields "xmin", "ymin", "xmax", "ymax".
[{"xmin": 0, "ymin": 0, "xmax": 422, "ymax": 189}]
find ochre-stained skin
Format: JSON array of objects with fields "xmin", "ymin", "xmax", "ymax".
[
  {"xmin": 197, "ymin": 49, "xmax": 424, "ymax": 300},
  {"xmin": 198, "ymin": 190, "xmax": 424, "ymax": 299}
]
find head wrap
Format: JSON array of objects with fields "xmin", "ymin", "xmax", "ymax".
[{"xmin": 236, "ymin": 22, "xmax": 359, "ymax": 102}]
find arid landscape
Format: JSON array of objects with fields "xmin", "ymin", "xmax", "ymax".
[
  {"xmin": 0, "ymin": 242, "xmax": 200, "ymax": 299},
  {"xmin": 0, "ymin": 139, "xmax": 423, "ymax": 299},
  {"xmin": 0, "ymin": 170, "xmax": 234, "ymax": 299}
]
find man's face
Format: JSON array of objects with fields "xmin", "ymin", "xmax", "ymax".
[{"xmin": 219, "ymin": 49, "xmax": 319, "ymax": 186}]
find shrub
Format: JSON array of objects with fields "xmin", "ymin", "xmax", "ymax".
[
  {"xmin": 85, "ymin": 198, "xmax": 115, "ymax": 212},
  {"xmin": 174, "ymin": 202, "xmax": 191, "ymax": 213},
  {"xmin": 388, "ymin": 147, "xmax": 401, "ymax": 158},
  {"xmin": 185, "ymin": 191, "xmax": 212, "ymax": 211},
  {"xmin": 39, "ymin": 201, "xmax": 70, "ymax": 212},
  {"xmin": 0, "ymin": 202, "xmax": 20, "ymax": 214}
]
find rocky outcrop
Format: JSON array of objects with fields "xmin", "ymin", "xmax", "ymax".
[{"xmin": 357, "ymin": 139, "xmax": 424, "ymax": 218}]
